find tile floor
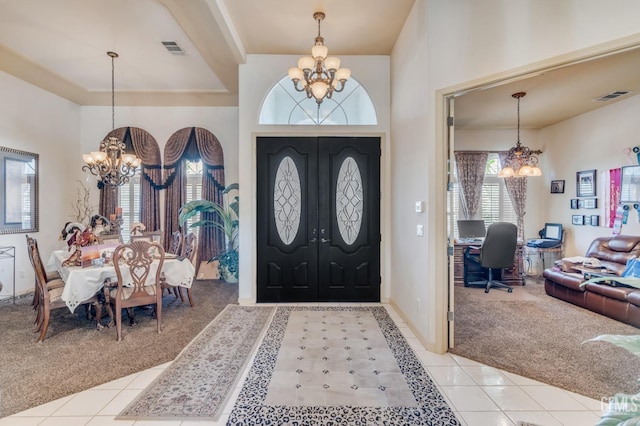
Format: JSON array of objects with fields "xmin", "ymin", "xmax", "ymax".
[{"xmin": 1, "ymin": 304, "xmax": 604, "ymax": 426}]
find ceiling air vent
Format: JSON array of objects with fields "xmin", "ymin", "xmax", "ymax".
[
  {"xmin": 161, "ymin": 41, "xmax": 185, "ymax": 55},
  {"xmin": 594, "ymin": 90, "xmax": 631, "ymax": 102}
]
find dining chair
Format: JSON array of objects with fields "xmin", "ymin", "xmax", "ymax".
[
  {"xmin": 131, "ymin": 231, "xmax": 163, "ymax": 244},
  {"xmin": 29, "ymin": 240, "xmax": 102, "ymax": 342},
  {"xmin": 105, "ymin": 240, "xmax": 165, "ymax": 341},
  {"xmin": 180, "ymin": 232, "xmax": 197, "ymax": 306},
  {"xmin": 163, "ymin": 230, "xmax": 184, "ymax": 299},
  {"xmin": 26, "ymin": 235, "xmax": 63, "ymax": 327},
  {"xmin": 162, "ymin": 232, "xmax": 196, "ymax": 307},
  {"xmin": 169, "ymin": 230, "xmax": 183, "ymax": 255}
]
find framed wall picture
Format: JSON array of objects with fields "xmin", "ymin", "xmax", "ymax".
[
  {"xmin": 550, "ymin": 180, "xmax": 565, "ymax": 194},
  {"xmin": 582, "ymin": 198, "xmax": 598, "ymax": 209},
  {"xmin": 576, "ymin": 169, "xmax": 597, "ymax": 197},
  {"xmin": 591, "ymin": 215, "xmax": 600, "ymax": 226},
  {"xmin": 572, "ymin": 214, "xmax": 585, "ymax": 225},
  {"xmin": 570, "ymin": 199, "xmax": 578, "ymax": 209},
  {"xmin": 620, "ymin": 165, "xmax": 640, "ymax": 203}
]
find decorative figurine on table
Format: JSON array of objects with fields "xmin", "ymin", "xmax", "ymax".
[
  {"xmin": 62, "ymin": 228, "xmax": 99, "ymax": 267},
  {"xmin": 59, "ymin": 222, "xmax": 86, "ymax": 248},
  {"xmin": 90, "ymin": 214, "xmax": 112, "ymax": 235},
  {"xmin": 131, "ymin": 222, "xmax": 146, "ymax": 236}
]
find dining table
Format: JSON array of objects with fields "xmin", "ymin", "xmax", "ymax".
[{"xmin": 47, "ymin": 249, "xmax": 195, "ymax": 313}]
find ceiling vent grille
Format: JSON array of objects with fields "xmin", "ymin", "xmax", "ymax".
[
  {"xmin": 594, "ymin": 90, "xmax": 631, "ymax": 102},
  {"xmin": 161, "ymin": 41, "xmax": 185, "ymax": 55}
]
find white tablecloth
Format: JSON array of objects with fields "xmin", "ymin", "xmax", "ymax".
[{"xmin": 47, "ymin": 250, "xmax": 195, "ymax": 312}]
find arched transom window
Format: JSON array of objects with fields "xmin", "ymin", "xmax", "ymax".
[{"xmin": 259, "ymin": 75, "xmax": 377, "ymax": 125}]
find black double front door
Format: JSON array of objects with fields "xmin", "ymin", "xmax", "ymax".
[{"xmin": 257, "ymin": 136, "xmax": 381, "ymax": 302}]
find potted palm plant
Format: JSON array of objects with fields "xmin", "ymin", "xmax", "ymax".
[{"xmin": 178, "ymin": 183, "xmax": 239, "ymax": 283}]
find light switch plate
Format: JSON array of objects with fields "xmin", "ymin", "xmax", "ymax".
[{"xmin": 415, "ymin": 201, "xmax": 424, "ymax": 213}]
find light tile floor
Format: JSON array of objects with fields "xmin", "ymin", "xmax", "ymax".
[{"xmin": 1, "ymin": 304, "xmax": 604, "ymax": 426}]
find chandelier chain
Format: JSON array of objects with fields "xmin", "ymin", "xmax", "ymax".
[{"xmin": 111, "ymin": 53, "xmax": 115, "ymax": 131}]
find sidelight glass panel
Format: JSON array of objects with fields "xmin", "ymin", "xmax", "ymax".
[
  {"xmin": 336, "ymin": 157, "xmax": 363, "ymax": 245},
  {"xmin": 274, "ymin": 156, "xmax": 302, "ymax": 245}
]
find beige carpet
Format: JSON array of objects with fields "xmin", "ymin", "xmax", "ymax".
[
  {"xmin": 228, "ymin": 306, "xmax": 461, "ymax": 425},
  {"xmin": 0, "ymin": 279, "xmax": 238, "ymax": 417},
  {"xmin": 450, "ymin": 280, "xmax": 640, "ymax": 400}
]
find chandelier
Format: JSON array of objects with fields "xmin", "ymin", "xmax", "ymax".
[
  {"xmin": 82, "ymin": 51, "xmax": 141, "ymax": 187},
  {"xmin": 498, "ymin": 92, "xmax": 542, "ymax": 177},
  {"xmin": 288, "ymin": 12, "xmax": 351, "ymax": 104}
]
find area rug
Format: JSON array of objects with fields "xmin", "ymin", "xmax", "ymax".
[
  {"xmin": 117, "ymin": 304, "xmax": 275, "ymax": 421},
  {"xmin": 227, "ymin": 306, "xmax": 460, "ymax": 425}
]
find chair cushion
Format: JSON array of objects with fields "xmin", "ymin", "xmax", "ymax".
[
  {"xmin": 46, "ymin": 278, "xmax": 65, "ymax": 290},
  {"xmin": 46, "ymin": 271, "xmax": 61, "ymax": 281},
  {"xmin": 48, "ymin": 285, "xmax": 64, "ymax": 303}
]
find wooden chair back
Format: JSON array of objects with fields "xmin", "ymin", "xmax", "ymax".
[
  {"xmin": 182, "ymin": 232, "xmax": 197, "ymax": 266},
  {"xmin": 109, "ymin": 240, "xmax": 165, "ymax": 341},
  {"xmin": 170, "ymin": 231, "xmax": 183, "ymax": 255}
]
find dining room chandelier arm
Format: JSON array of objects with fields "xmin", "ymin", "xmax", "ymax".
[{"xmin": 288, "ymin": 12, "xmax": 351, "ymax": 104}]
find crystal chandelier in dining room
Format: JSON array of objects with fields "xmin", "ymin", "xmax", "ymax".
[
  {"xmin": 287, "ymin": 11, "xmax": 351, "ymax": 105},
  {"xmin": 82, "ymin": 51, "xmax": 141, "ymax": 187},
  {"xmin": 498, "ymin": 92, "xmax": 543, "ymax": 177}
]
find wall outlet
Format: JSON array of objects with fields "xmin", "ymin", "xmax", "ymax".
[{"xmin": 416, "ymin": 224, "xmax": 424, "ymax": 236}]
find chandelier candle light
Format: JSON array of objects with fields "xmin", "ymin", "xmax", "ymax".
[
  {"xmin": 82, "ymin": 51, "xmax": 141, "ymax": 187},
  {"xmin": 498, "ymin": 92, "xmax": 542, "ymax": 177},
  {"xmin": 288, "ymin": 12, "xmax": 350, "ymax": 104}
]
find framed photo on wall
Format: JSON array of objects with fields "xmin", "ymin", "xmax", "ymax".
[
  {"xmin": 570, "ymin": 199, "xmax": 579, "ymax": 209},
  {"xmin": 572, "ymin": 214, "xmax": 585, "ymax": 225},
  {"xmin": 591, "ymin": 215, "xmax": 600, "ymax": 226},
  {"xmin": 550, "ymin": 180, "xmax": 565, "ymax": 194},
  {"xmin": 577, "ymin": 169, "xmax": 597, "ymax": 197}
]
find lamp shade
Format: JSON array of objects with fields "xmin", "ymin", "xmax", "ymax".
[
  {"xmin": 92, "ymin": 151, "xmax": 107, "ymax": 162},
  {"xmin": 288, "ymin": 67, "xmax": 304, "ymax": 81},
  {"xmin": 335, "ymin": 68, "xmax": 351, "ymax": 81},
  {"xmin": 312, "ymin": 44, "xmax": 328, "ymax": 60},
  {"xmin": 298, "ymin": 56, "xmax": 315, "ymax": 70},
  {"xmin": 498, "ymin": 166, "xmax": 515, "ymax": 178},
  {"xmin": 83, "ymin": 154, "xmax": 95, "ymax": 164},
  {"xmin": 324, "ymin": 56, "xmax": 341, "ymax": 71},
  {"xmin": 518, "ymin": 165, "xmax": 533, "ymax": 176},
  {"xmin": 311, "ymin": 81, "xmax": 329, "ymax": 100}
]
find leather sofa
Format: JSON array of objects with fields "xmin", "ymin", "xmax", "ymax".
[{"xmin": 543, "ymin": 235, "xmax": 640, "ymax": 327}]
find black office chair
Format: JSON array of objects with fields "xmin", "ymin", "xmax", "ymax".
[{"xmin": 464, "ymin": 222, "xmax": 518, "ymax": 293}]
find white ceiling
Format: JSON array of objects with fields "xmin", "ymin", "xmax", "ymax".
[{"xmin": 0, "ymin": 0, "xmax": 638, "ymax": 129}]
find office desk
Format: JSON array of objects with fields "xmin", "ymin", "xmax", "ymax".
[{"xmin": 453, "ymin": 241, "xmax": 524, "ymax": 286}]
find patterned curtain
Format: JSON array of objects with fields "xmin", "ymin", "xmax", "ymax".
[
  {"xmin": 129, "ymin": 127, "xmax": 162, "ymax": 231},
  {"xmin": 499, "ymin": 152, "xmax": 527, "ymax": 241},
  {"xmin": 454, "ymin": 151, "xmax": 489, "ymax": 219},
  {"xmin": 163, "ymin": 127, "xmax": 226, "ymax": 266},
  {"xmin": 194, "ymin": 128, "xmax": 226, "ymax": 264}
]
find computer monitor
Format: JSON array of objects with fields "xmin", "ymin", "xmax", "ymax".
[
  {"xmin": 543, "ymin": 223, "xmax": 562, "ymax": 240},
  {"xmin": 457, "ymin": 220, "xmax": 486, "ymax": 238}
]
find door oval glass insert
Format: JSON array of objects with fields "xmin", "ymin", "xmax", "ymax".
[
  {"xmin": 336, "ymin": 156, "xmax": 363, "ymax": 245},
  {"xmin": 274, "ymin": 156, "xmax": 302, "ymax": 245}
]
